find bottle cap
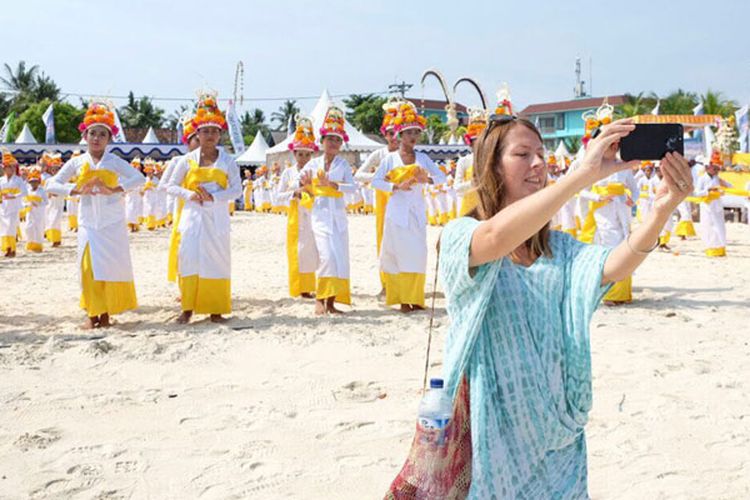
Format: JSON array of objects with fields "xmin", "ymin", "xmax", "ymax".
[{"xmin": 429, "ymin": 378, "xmax": 444, "ymax": 389}]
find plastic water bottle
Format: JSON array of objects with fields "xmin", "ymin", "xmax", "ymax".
[{"xmin": 418, "ymin": 378, "xmax": 452, "ymax": 446}]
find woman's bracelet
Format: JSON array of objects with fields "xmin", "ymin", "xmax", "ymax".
[{"xmin": 626, "ymin": 232, "xmax": 659, "ymax": 255}]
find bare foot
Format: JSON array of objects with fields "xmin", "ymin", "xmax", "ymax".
[
  {"xmin": 98, "ymin": 314, "xmax": 111, "ymax": 328},
  {"xmin": 81, "ymin": 316, "xmax": 99, "ymax": 330},
  {"xmin": 300, "ymin": 292, "xmax": 315, "ymax": 299},
  {"xmin": 410, "ymin": 304, "xmax": 425, "ymax": 311},
  {"xmin": 52, "ymin": 242, "xmax": 61, "ymax": 247},
  {"xmin": 400, "ymin": 304, "xmax": 413, "ymax": 314},
  {"xmin": 315, "ymin": 300, "xmax": 327, "ymax": 316},
  {"xmin": 174, "ymin": 296, "xmax": 181, "ymax": 303},
  {"xmin": 210, "ymin": 314, "xmax": 227, "ymax": 323},
  {"xmin": 326, "ymin": 297, "xmax": 344, "ymax": 314},
  {"xmin": 177, "ymin": 311, "xmax": 193, "ymax": 324}
]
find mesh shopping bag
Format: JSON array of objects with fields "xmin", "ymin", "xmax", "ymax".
[{"xmin": 384, "ymin": 376, "xmax": 471, "ymax": 499}]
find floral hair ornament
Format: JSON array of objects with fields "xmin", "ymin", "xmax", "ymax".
[
  {"xmin": 380, "ymin": 97, "xmax": 401, "ymax": 135},
  {"xmin": 319, "ymin": 106, "xmax": 349, "ymax": 142},
  {"xmin": 494, "ymin": 82, "xmax": 513, "ymax": 116},
  {"xmin": 79, "ymin": 99, "xmax": 119, "ymax": 136},
  {"xmin": 2, "ymin": 148, "xmax": 18, "ymax": 167},
  {"xmin": 463, "ymin": 107, "xmax": 489, "ymax": 145},
  {"xmin": 181, "ymin": 111, "xmax": 197, "ymax": 144},
  {"xmin": 709, "ymin": 149, "xmax": 722, "ymax": 167},
  {"xmin": 192, "ymin": 89, "xmax": 227, "ymax": 131},
  {"xmin": 581, "ymin": 99, "xmax": 614, "ymax": 147},
  {"xmin": 27, "ymin": 167, "xmax": 42, "ymax": 182},
  {"xmin": 393, "ymin": 100, "xmax": 427, "ymax": 134},
  {"xmin": 288, "ymin": 115, "xmax": 319, "ymax": 152}
]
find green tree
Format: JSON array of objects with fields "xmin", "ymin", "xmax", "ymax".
[
  {"xmin": 563, "ymin": 136, "xmax": 581, "ymax": 154},
  {"xmin": 270, "ymin": 100, "xmax": 299, "ymax": 131},
  {"xmin": 119, "ymin": 91, "xmax": 165, "ymax": 128},
  {"xmin": 343, "ymin": 94, "xmax": 386, "ymax": 134},
  {"xmin": 15, "ymin": 99, "xmax": 85, "ymax": 143},
  {"xmin": 1, "ymin": 61, "xmax": 61, "ymax": 115},
  {"xmin": 423, "ymin": 114, "xmax": 447, "ymax": 144},
  {"xmin": 660, "ymin": 89, "xmax": 698, "ymax": 115},
  {"xmin": 241, "ymin": 108, "xmax": 271, "ymax": 144},
  {"xmin": 701, "ymin": 89, "xmax": 737, "ymax": 117},
  {"xmin": 616, "ymin": 92, "xmax": 657, "ymax": 117},
  {"xmin": 167, "ymin": 104, "xmax": 192, "ymax": 129}
]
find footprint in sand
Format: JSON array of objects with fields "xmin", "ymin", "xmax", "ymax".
[
  {"xmin": 333, "ymin": 381, "xmax": 386, "ymax": 403},
  {"xmin": 14, "ymin": 427, "xmax": 61, "ymax": 451}
]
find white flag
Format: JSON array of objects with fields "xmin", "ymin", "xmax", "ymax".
[
  {"xmin": 650, "ymin": 100, "xmax": 660, "ymax": 115},
  {"xmin": 693, "ymin": 101, "xmax": 704, "ymax": 116},
  {"xmin": 41, "ymin": 103, "xmax": 55, "ymax": 143},
  {"xmin": 226, "ymin": 100, "xmax": 245, "ymax": 154},
  {"xmin": 112, "ymin": 109, "xmax": 127, "ymax": 143},
  {"xmin": 0, "ymin": 114, "xmax": 13, "ymax": 142},
  {"xmin": 735, "ymin": 105, "xmax": 749, "ymax": 153}
]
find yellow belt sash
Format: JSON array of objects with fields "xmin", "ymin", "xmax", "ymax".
[
  {"xmin": 578, "ymin": 183, "xmax": 626, "ymax": 244},
  {"xmin": 75, "ymin": 163, "xmax": 119, "ymax": 190},
  {"xmin": 1, "ymin": 188, "xmax": 21, "ymax": 196},
  {"xmin": 24, "ymin": 195, "xmax": 42, "ymax": 203}
]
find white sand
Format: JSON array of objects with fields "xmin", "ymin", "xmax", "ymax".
[{"xmin": 0, "ymin": 213, "xmax": 748, "ymax": 499}]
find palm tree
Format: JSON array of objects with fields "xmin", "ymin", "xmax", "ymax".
[
  {"xmin": 119, "ymin": 91, "xmax": 166, "ymax": 129},
  {"xmin": 701, "ymin": 89, "xmax": 737, "ymax": 117},
  {"xmin": 167, "ymin": 104, "xmax": 191, "ymax": 129},
  {"xmin": 241, "ymin": 108, "xmax": 271, "ymax": 144},
  {"xmin": 660, "ymin": 89, "xmax": 698, "ymax": 115},
  {"xmin": 1, "ymin": 61, "xmax": 39, "ymax": 94},
  {"xmin": 270, "ymin": 100, "xmax": 299, "ymax": 130},
  {"xmin": 616, "ymin": 92, "xmax": 657, "ymax": 117},
  {"xmin": 563, "ymin": 136, "xmax": 581, "ymax": 154}
]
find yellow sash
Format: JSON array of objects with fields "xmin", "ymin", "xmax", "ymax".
[
  {"xmin": 24, "ymin": 195, "xmax": 42, "ymax": 203},
  {"xmin": 722, "ymin": 187, "xmax": 750, "ymax": 197},
  {"xmin": 1, "ymin": 188, "xmax": 21, "ymax": 195},
  {"xmin": 686, "ymin": 190, "xmax": 722, "ymax": 204},
  {"xmin": 464, "ymin": 165, "xmax": 473, "ymax": 182},
  {"xmin": 310, "ymin": 167, "xmax": 343, "ymax": 198},
  {"xmin": 592, "ymin": 183, "xmax": 626, "ymax": 197},
  {"xmin": 182, "ymin": 159, "xmax": 228, "ymax": 191},
  {"xmin": 75, "ymin": 163, "xmax": 119, "ymax": 190},
  {"xmin": 386, "ymin": 164, "xmax": 423, "ymax": 184},
  {"xmin": 300, "ymin": 192, "xmax": 314, "ymax": 210},
  {"xmin": 143, "ymin": 180, "xmax": 156, "ymax": 191}
]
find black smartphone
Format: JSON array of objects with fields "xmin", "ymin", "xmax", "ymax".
[{"xmin": 619, "ymin": 124, "xmax": 684, "ymax": 161}]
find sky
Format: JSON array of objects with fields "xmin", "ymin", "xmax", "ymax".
[{"xmin": 2, "ymin": 0, "xmax": 748, "ymax": 120}]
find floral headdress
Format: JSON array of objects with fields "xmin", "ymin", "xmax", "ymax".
[
  {"xmin": 581, "ymin": 99, "xmax": 614, "ymax": 147},
  {"xmin": 288, "ymin": 115, "xmax": 319, "ymax": 152},
  {"xmin": 2, "ymin": 148, "xmax": 18, "ymax": 167},
  {"xmin": 27, "ymin": 167, "xmax": 42, "ymax": 182},
  {"xmin": 319, "ymin": 106, "xmax": 349, "ymax": 142},
  {"xmin": 494, "ymin": 83, "xmax": 513, "ymax": 116},
  {"xmin": 463, "ymin": 107, "xmax": 489, "ymax": 145},
  {"xmin": 143, "ymin": 157, "xmax": 156, "ymax": 174},
  {"xmin": 181, "ymin": 112, "xmax": 197, "ymax": 144},
  {"xmin": 393, "ymin": 100, "xmax": 427, "ymax": 134},
  {"xmin": 130, "ymin": 157, "xmax": 142, "ymax": 169},
  {"xmin": 192, "ymin": 90, "xmax": 227, "ymax": 131},
  {"xmin": 709, "ymin": 149, "xmax": 722, "ymax": 167},
  {"xmin": 380, "ymin": 97, "xmax": 400, "ymax": 135},
  {"xmin": 79, "ymin": 100, "xmax": 119, "ymax": 136}
]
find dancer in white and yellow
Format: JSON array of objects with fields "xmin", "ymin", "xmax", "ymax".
[
  {"xmin": 65, "ymin": 151, "xmax": 82, "ymax": 232},
  {"xmin": 455, "ymin": 106, "xmax": 490, "ymax": 217},
  {"xmin": 23, "ymin": 168, "xmax": 48, "ymax": 252},
  {"xmin": 578, "ymin": 102, "xmax": 638, "ymax": 304},
  {"xmin": 649, "ymin": 165, "xmax": 675, "ymax": 250},
  {"xmin": 355, "ymin": 99, "xmax": 400, "ymax": 294},
  {"xmin": 161, "ymin": 115, "xmax": 200, "ymax": 285},
  {"xmin": 47, "ymin": 101, "xmax": 145, "ymax": 328},
  {"xmin": 242, "ymin": 169, "xmax": 253, "ymax": 211},
  {"xmin": 300, "ymin": 106, "xmax": 357, "ymax": 315},
  {"xmin": 636, "ymin": 161, "xmax": 654, "ymax": 222},
  {"xmin": 279, "ymin": 116, "xmax": 319, "ymax": 299},
  {"xmin": 41, "ymin": 152, "xmax": 64, "ymax": 247},
  {"xmin": 372, "ymin": 101, "xmax": 446, "ymax": 312},
  {"xmin": 141, "ymin": 158, "xmax": 160, "ymax": 230},
  {"xmin": 692, "ymin": 151, "xmax": 731, "ymax": 257},
  {"xmin": 125, "ymin": 157, "xmax": 143, "ymax": 232},
  {"xmin": 166, "ymin": 91, "xmax": 241, "ymax": 323},
  {"xmin": 1, "ymin": 149, "xmax": 26, "ymax": 258}
]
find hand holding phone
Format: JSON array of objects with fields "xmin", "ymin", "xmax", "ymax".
[{"xmin": 619, "ymin": 124, "xmax": 684, "ymax": 161}]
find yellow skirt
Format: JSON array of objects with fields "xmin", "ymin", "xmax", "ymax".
[
  {"xmin": 146, "ymin": 215, "xmax": 157, "ymax": 230},
  {"xmin": 68, "ymin": 215, "xmax": 78, "ymax": 231},
  {"xmin": 26, "ymin": 241, "xmax": 43, "ymax": 252},
  {"xmin": 659, "ymin": 232, "xmax": 671, "ymax": 246},
  {"xmin": 1, "ymin": 235, "xmax": 16, "ymax": 253},
  {"xmin": 179, "ymin": 275, "xmax": 231, "ymax": 314},
  {"xmin": 384, "ymin": 272, "xmax": 426, "ymax": 307},
  {"xmin": 705, "ymin": 247, "xmax": 726, "ymax": 257},
  {"xmin": 80, "ymin": 245, "xmax": 137, "ymax": 316},
  {"xmin": 45, "ymin": 228, "xmax": 62, "ymax": 243},
  {"xmin": 604, "ymin": 276, "xmax": 632, "ymax": 303},
  {"xmin": 316, "ymin": 277, "xmax": 351, "ymax": 305},
  {"xmin": 675, "ymin": 220, "xmax": 696, "ymax": 237}
]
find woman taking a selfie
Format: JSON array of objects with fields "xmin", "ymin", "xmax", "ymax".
[{"xmin": 439, "ymin": 115, "xmax": 693, "ymax": 498}]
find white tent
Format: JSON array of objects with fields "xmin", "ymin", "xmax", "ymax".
[
  {"xmin": 142, "ymin": 127, "xmax": 160, "ymax": 144},
  {"xmin": 14, "ymin": 124, "xmax": 37, "ymax": 144},
  {"xmin": 236, "ymin": 131, "xmax": 270, "ymax": 166},
  {"xmin": 554, "ymin": 141, "xmax": 570, "ymax": 158},
  {"xmin": 266, "ymin": 89, "xmax": 382, "ymax": 155}
]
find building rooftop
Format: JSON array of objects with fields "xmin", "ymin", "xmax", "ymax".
[
  {"xmin": 519, "ymin": 95, "xmax": 628, "ymax": 116},
  {"xmin": 406, "ymin": 98, "xmax": 468, "ymax": 114}
]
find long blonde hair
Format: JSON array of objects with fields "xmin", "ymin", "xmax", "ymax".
[{"xmin": 468, "ymin": 118, "xmax": 552, "ymax": 259}]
